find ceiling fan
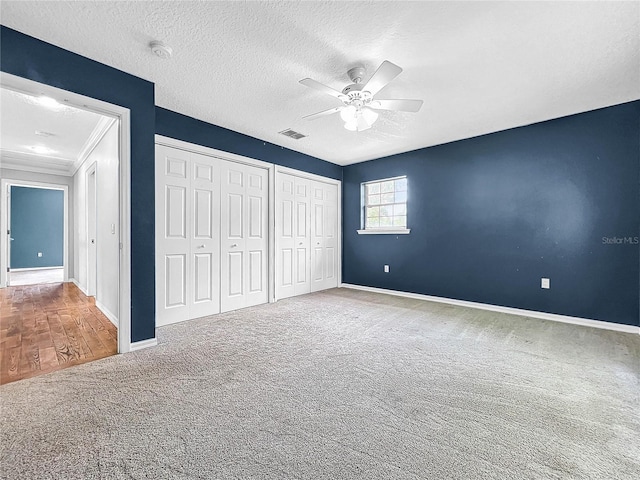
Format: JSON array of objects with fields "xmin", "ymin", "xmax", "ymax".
[{"xmin": 299, "ymin": 60, "xmax": 423, "ymax": 132}]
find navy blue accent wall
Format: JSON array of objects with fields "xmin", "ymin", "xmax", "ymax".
[
  {"xmin": 156, "ymin": 107, "xmax": 342, "ymax": 181},
  {"xmin": 10, "ymin": 187, "xmax": 63, "ymax": 269},
  {"xmin": 1, "ymin": 26, "xmax": 156, "ymax": 342},
  {"xmin": 343, "ymin": 102, "xmax": 640, "ymax": 326},
  {"xmin": 5, "ymin": 26, "xmax": 636, "ymax": 331}
]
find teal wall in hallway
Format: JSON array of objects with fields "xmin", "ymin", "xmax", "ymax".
[{"xmin": 10, "ymin": 186, "xmax": 64, "ymax": 269}]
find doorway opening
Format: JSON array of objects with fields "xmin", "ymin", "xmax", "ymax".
[
  {"xmin": 0, "ymin": 72, "xmax": 132, "ymax": 383},
  {"xmin": 4, "ymin": 182, "xmax": 68, "ymax": 287}
]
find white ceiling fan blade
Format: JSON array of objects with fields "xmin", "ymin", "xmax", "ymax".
[
  {"xmin": 370, "ymin": 99, "xmax": 423, "ymax": 113},
  {"xmin": 362, "ymin": 61, "xmax": 403, "ymax": 96},
  {"xmin": 302, "ymin": 106, "xmax": 344, "ymax": 121},
  {"xmin": 299, "ymin": 78, "xmax": 347, "ymax": 100}
]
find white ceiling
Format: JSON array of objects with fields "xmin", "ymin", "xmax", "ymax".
[
  {"xmin": 0, "ymin": 88, "xmax": 111, "ymax": 176},
  {"xmin": 1, "ymin": 1, "xmax": 638, "ymax": 166}
]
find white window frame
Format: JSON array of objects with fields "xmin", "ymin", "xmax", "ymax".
[{"xmin": 357, "ymin": 175, "xmax": 411, "ymax": 235}]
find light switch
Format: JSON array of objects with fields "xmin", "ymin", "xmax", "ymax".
[
  {"xmin": 384, "ymin": 265, "xmax": 390, "ymax": 273},
  {"xmin": 111, "ymin": 223, "xmax": 116, "ymax": 234},
  {"xmin": 37, "ymin": 252, "xmax": 43, "ymax": 257},
  {"xmin": 541, "ymin": 278, "xmax": 550, "ymax": 289}
]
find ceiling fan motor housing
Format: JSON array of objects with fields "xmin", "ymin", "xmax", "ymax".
[
  {"xmin": 341, "ymin": 83, "xmax": 373, "ymax": 108},
  {"xmin": 347, "ymin": 66, "xmax": 366, "ymax": 83}
]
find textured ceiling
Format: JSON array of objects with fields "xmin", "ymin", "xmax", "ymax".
[
  {"xmin": 0, "ymin": 88, "xmax": 108, "ymax": 175},
  {"xmin": 1, "ymin": 1, "xmax": 638, "ymax": 166}
]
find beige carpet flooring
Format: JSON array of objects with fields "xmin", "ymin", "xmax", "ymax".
[{"xmin": 1, "ymin": 288, "xmax": 638, "ymax": 479}]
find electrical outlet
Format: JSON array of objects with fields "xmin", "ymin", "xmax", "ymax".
[
  {"xmin": 384, "ymin": 265, "xmax": 390, "ymax": 273},
  {"xmin": 37, "ymin": 252, "xmax": 43, "ymax": 257},
  {"xmin": 541, "ymin": 278, "xmax": 550, "ymax": 289}
]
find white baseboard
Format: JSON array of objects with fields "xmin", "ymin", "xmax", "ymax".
[
  {"xmin": 95, "ymin": 299, "xmax": 118, "ymax": 327},
  {"xmin": 10, "ymin": 266, "xmax": 63, "ymax": 272},
  {"xmin": 70, "ymin": 278, "xmax": 89, "ymax": 296},
  {"xmin": 130, "ymin": 338, "xmax": 157, "ymax": 352},
  {"xmin": 340, "ymin": 283, "xmax": 640, "ymax": 335}
]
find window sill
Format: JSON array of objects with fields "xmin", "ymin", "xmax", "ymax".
[{"xmin": 357, "ymin": 229, "xmax": 411, "ymax": 235}]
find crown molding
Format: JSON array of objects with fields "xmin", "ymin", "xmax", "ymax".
[
  {"xmin": 71, "ymin": 116, "xmax": 116, "ymax": 175},
  {"xmin": 0, "ymin": 150, "xmax": 73, "ymax": 176}
]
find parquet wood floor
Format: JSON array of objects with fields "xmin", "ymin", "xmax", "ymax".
[{"xmin": 0, "ymin": 282, "xmax": 117, "ymax": 385}]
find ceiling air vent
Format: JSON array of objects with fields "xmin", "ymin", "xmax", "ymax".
[
  {"xmin": 279, "ymin": 129, "xmax": 306, "ymax": 140},
  {"xmin": 35, "ymin": 130, "xmax": 56, "ymax": 137}
]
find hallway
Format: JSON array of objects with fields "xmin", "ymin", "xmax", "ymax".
[{"xmin": 0, "ymin": 282, "xmax": 117, "ymax": 385}]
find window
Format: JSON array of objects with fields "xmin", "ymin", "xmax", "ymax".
[{"xmin": 358, "ymin": 176, "xmax": 410, "ymax": 234}]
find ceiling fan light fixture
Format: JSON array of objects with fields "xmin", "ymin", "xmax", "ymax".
[
  {"xmin": 37, "ymin": 95, "xmax": 60, "ymax": 109},
  {"xmin": 342, "ymin": 107, "xmax": 378, "ymax": 131},
  {"xmin": 28, "ymin": 145, "xmax": 56, "ymax": 155},
  {"xmin": 361, "ymin": 107, "xmax": 378, "ymax": 125},
  {"xmin": 339, "ymin": 105, "xmax": 356, "ymax": 122},
  {"xmin": 356, "ymin": 113, "xmax": 372, "ymax": 131},
  {"xmin": 344, "ymin": 119, "xmax": 358, "ymax": 131}
]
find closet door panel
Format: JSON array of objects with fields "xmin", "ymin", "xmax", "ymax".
[
  {"xmin": 221, "ymin": 161, "xmax": 269, "ymax": 312},
  {"xmin": 275, "ymin": 174, "xmax": 296, "ymax": 299},
  {"xmin": 293, "ymin": 178, "xmax": 311, "ymax": 296},
  {"xmin": 189, "ymin": 153, "xmax": 219, "ymax": 319},
  {"xmin": 221, "ymin": 162, "xmax": 246, "ymax": 312},
  {"xmin": 281, "ymin": 249, "xmax": 293, "ymax": 288},
  {"xmin": 155, "ymin": 145, "xmax": 191, "ymax": 326},
  {"xmin": 311, "ymin": 181, "xmax": 339, "ymax": 292},
  {"xmin": 312, "ymin": 247, "xmax": 323, "ymax": 281},
  {"xmin": 165, "ymin": 254, "xmax": 187, "ymax": 308},
  {"xmin": 227, "ymin": 251, "xmax": 244, "ymax": 296},
  {"xmin": 245, "ymin": 166, "xmax": 269, "ymax": 307},
  {"xmin": 249, "ymin": 250, "xmax": 263, "ymax": 293},
  {"xmin": 193, "ymin": 253, "xmax": 212, "ymax": 302}
]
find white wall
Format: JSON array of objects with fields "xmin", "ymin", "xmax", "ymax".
[
  {"xmin": 0, "ymin": 167, "xmax": 74, "ymax": 279},
  {"xmin": 73, "ymin": 121, "xmax": 119, "ymax": 322}
]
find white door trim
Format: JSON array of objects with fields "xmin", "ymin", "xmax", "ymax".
[
  {"xmin": 1, "ymin": 72, "xmax": 132, "ymax": 354},
  {"xmin": 275, "ymin": 165, "xmax": 341, "ymax": 185},
  {"xmin": 0, "ymin": 180, "xmax": 69, "ymax": 286},
  {"xmin": 154, "ymin": 135, "xmax": 275, "ymax": 309},
  {"xmin": 86, "ymin": 163, "xmax": 97, "ymax": 296},
  {"xmin": 155, "ymin": 135, "xmax": 273, "ymax": 170}
]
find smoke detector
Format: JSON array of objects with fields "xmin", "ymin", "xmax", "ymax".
[{"xmin": 150, "ymin": 40, "xmax": 173, "ymax": 59}]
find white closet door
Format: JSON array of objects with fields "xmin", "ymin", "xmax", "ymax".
[
  {"xmin": 156, "ymin": 145, "xmax": 191, "ymax": 325},
  {"xmin": 245, "ymin": 164, "xmax": 269, "ymax": 308},
  {"xmin": 189, "ymin": 153, "xmax": 220, "ymax": 319},
  {"xmin": 293, "ymin": 179, "xmax": 312, "ymax": 296},
  {"xmin": 311, "ymin": 181, "xmax": 339, "ymax": 292},
  {"xmin": 220, "ymin": 161, "xmax": 269, "ymax": 312},
  {"xmin": 156, "ymin": 146, "xmax": 221, "ymax": 326},
  {"xmin": 275, "ymin": 173, "xmax": 311, "ymax": 299},
  {"xmin": 275, "ymin": 173, "xmax": 295, "ymax": 299}
]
